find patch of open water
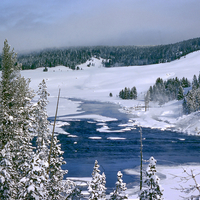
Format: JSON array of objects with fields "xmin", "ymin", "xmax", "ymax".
[{"xmin": 50, "ymin": 99, "xmax": 200, "ymax": 192}]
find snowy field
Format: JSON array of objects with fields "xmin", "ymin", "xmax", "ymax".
[
  {"xmin": 21, "ymin": 51, "xmax": 200, "ymax": 199},
  {"xmin": 21, "ymin": 51, "xmax": 200, "ymax": 135}
]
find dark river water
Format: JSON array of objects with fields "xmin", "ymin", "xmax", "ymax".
[{"xmin": 51, "ymin": 99, "xmax": 200, "ymax": 192}]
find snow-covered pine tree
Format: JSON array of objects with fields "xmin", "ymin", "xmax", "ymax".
[
  {"xmin": 177, "ymin": 86, "xmax": 184, "ymax": 100},
  {"xmin": 88, "ymin": 160, "xmax": 107, "ymax": 200},
  {"xmin": 183, "ymin": 88, "xmax": 200, "ymax": 114},
  {"xmin": 34, "ymin": 81, "xmax": 73, "ymax": 199},
  {"xmin": 192, "ymin": 75, "xmax": 199, "ymax": 90},
  {"xmin": 47, "ymin": 136, "xmax": 69, "ymax": 199},
  {"xmin": 110, "ymin": 171, "xmax": 128, "ymax": 200},
  {"xmin": 35, "ymin": 79, "xmax": 51, "ymax": 159},
  {"xmin": 181, "ymin": 77, "xmax": 191, "ymax": 88},
  {"xmin": 0, "ymin": 82, "xmax": 35, "ymax": 199},
  {"xmin": 0, "ymin": 142, "xmax": 17, "ymax": 199},
  {"xmin": 124, "ymin": 87, "xmax": 128, "ymax": 99},
  {"xmin": 132, "ymin": 86, "xmax": 137, "ymax": 100},
  {"xmin": 0, "ymin": 39, "xmax": 21, "ymax": 149},
  {"xmin": 19, "ymin": 153, "xmax": 49, "ymax": 199},
  {"xmin": 139, "ymin": 156, "xmax": 163, "ymax": 200},
  {"xmin": 64, "ymin": 179, "xmax": 82, "ymax": 200},
  {"xmin": 0, "ymin": 40, "xmax": 36, "ymax": 199},
  {"xmin": 11, "ymin": 76, "xmax": 36, "ymax": 199},
  {"xmin": 15, "ymin": 79, "xmax": 52, "ymax": 199}
]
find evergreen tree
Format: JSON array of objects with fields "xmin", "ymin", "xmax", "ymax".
[
  {"xmin": 88, "ymin": 160, "xmax": 106, "ymax": 200},
  {"xmin": 124, "ymin": 87, "xmax": 128, "ymax": 99},
  {"xmin": 181, "ymin": 77, "xmax": 191, "ymax": 88},
  {"xmin": 19, "ymin": 153, "xmax": 49, "ymax": 199},
  {"xmin": 129, "ymin": 90, "xmax": 134, "ymax": 99},
  {"xmin": 47, "ymin": 136, "xmax": 68, "ymax": 200},
  {"xmin": 35, "ymin": 79, "xmax": 51, "ymax": 157},
  {"xmin": 119, "ymin": 89, "xmax": 124, "ymax": 99},
  {"xmin": 139, "ymin": 157, "xmax": 163, "ymax": 200},
  {"xmin": 192, "ymin": 75, "xmax": 199, "ymax": 90},
  {"xmin": 7, "ymin": 73, "xmax": 36, "ymax": 199},
  {"xmin": 132, "ymin": 86, "xmax": 137, "ymax": 100},
  {"xmin": 0, "ymin": 39, "xmax": 21, "ymax": 148},
  {"xmin": 186, "ymin": 90, "xmax": 195, "ymax": 113},
  {"xmin": 64, "ymin": 179, "xmax": 82, "ymax": 200},
  {"xmin": 182, "ymin": 83, "xmax": 200, "ymax": 114},
  {"xmin": 185, "ymin": 89, "xmax": 200, "ymax": 113},
  {"xmin": 34, "ymin": 81, "xmax": 71, "ymax": 199},
  {"xmin": 177, "ymin": 86, "xmax": 184, "ymax": 100},
  {"xmin": 0, "ymin": 143, "xmax": 17, "ymax": 199},
  {"xmin": 0, "ymin": 40, "xmax": 36, "ymax": 199},
  {"xmin": 18, "ymin": 79, "xmax": 52, "ymax": 199},
  {"xmin": 110, "ymin": 171, "xmax": 128, "ymax": 200}
]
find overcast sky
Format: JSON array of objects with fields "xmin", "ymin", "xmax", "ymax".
[{"xmin": 1, "ymin": 0, "xmax": 200, "ymax": 52}]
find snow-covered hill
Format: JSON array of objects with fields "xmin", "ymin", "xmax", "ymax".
[{"xmin": 21, "ymin": 51, "xmax": 200, "ymax": 135}]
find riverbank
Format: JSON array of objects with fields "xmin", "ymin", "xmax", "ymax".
[{"xmin": 65, "ymin": 163, "xmax": 200, "ymax": 199}]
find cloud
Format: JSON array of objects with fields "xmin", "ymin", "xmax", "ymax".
[{"xmin": 0, "ymin": 0, "xmax": 200, "ymax": 52}]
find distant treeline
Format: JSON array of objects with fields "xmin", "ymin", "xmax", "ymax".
[{"xmin": 1, "ymin": 37, "xmax": 200, "ymax": 70}]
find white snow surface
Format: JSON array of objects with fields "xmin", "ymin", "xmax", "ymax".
[
  {"xmin": 21, "ymin": 52, "xmax": 200, "ymax": 135},
  {"xmin": 20, "ymin": 52, "xmax": 200, "ymax": 199},
  {"xmin": 124, "ymin": 164, "xmax": 200, "ymax": 200}
]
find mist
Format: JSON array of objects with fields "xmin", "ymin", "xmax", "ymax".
[{"xmin": 1, "ymin": 0, "xmax": 200, "ymax": 52}]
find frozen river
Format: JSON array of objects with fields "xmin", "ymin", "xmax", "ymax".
[{"xmin": 51, "ymin": 99, "xmax": 200, "ymax": 192}]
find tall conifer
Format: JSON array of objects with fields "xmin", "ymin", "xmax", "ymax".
[{"xmin": 0, "ymin": 40, "xmax": 35, "ymax": 199}]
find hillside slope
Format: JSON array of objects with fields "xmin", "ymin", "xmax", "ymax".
[{"xmin": 20, "ymin": 50, "xmax": 200, "ymax": 135}]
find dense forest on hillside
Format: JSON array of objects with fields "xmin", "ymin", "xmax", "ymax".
[{"xmin": 1, "ymin": 37, "xmax": 200, "ymax": 70}]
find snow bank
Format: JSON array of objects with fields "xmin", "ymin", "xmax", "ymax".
[
  {"xmin": 124, "ymin": 164, "xmax": 200, "ymax": 200},
  {"xmin": 65, "ymin": 164, "xmax": 200, "ymax": 199}
]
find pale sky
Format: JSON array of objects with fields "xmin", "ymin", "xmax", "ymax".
[{"xmin": 1, "ymin": 0, "xmax": 200, "ymax": 52}]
